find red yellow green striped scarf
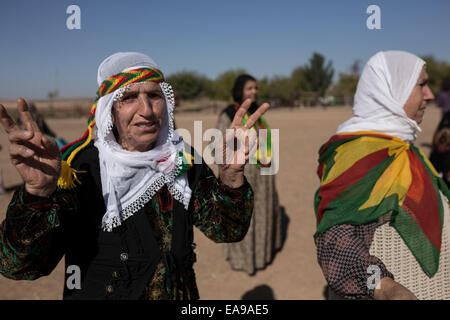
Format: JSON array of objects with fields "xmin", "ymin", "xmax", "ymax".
[
  {"xmin": 233, "ymin": 103, "xmax": 272, "ymax": 168},
  {"xmin": 314, "ymin": 131, "xmax": 450, "ymax": 276}
]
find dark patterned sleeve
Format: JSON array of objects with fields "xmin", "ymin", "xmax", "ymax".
[
  {"xmin": 0, "ymin": 185, "xmax": 75, "ymax": 280},
  {"xmin": 191, "ymin": 165, "xmax": 254, "ymax": 243},
  {"xmin": 316, "ymin": 222, "xmax": 394, "ymax": 300}
]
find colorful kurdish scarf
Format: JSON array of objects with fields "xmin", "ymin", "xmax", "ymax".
[
  {"xmin": 314, "ymin": 131, "xmax": 450, "ymax": 276},
  {"xmin": 233, "ymin": 103, "xmax": 271, "ymax": 168}
]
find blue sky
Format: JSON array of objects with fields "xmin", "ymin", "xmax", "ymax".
[{"xmin": 0, "ymin": 0, "xmax": 449, "ymax": 99}]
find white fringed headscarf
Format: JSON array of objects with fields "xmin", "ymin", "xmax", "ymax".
[
  {"xmin": 337, "ymin": 51, "xmax": 425, "ymax": 142},
  {"xmin": 93, "ymin": 52, "xmax": 192, "ymax": 232}
]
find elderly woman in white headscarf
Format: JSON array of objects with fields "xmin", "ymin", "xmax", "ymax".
[
  {"xmin": 314, "ymin": 51, "xmax": 450, "ymax": 300},
  {"xmin": 0, "ymin": 52, "xmax": 269, "ymax": 300}
]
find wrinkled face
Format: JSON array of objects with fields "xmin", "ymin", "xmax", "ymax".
[
  {"xmin": 112, "ymin": 81, "xmax": 166, "ymax": 152},
  {"xmin": 242, "ymin": 80, "xmax": 258, "ymax": 103},
  {"xmin": 403, "ymin": 67, "xmax": 435, "ymax": 125}
]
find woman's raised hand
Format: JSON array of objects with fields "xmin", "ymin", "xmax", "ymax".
[
  {"xmin": 0, "ymin": 99, "xmax": 61, "ymax": 197},
  {"xmin": 218, "ymin": 98, "xmax": 270, "ymax": 188}
]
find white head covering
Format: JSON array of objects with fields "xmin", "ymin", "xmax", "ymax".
[
  {"xmin": 337, "ymin": 51, "xmax": 426, "ymax": 142},
  {"xmin": 93, "ymin": 52, "xmax": 191, "ymax": 232}
]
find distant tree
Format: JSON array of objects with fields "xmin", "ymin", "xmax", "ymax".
[
  {"xmin": 350, "ymin": 59, "xmax": 361, "ymax": 75},
  {"xmin": 292, "ymin": 52, "xmax": 334, "ymax": 98},
  {"xmin": 267, "ymin": 76, "xmax": 296, "ymax": 106},
  {"xmin": 164, "ymin": 55, "xmax": 450, "ymax": 107},
  {"xmin": 256, "ymin": 75, "xmax": 298, "ymax": 107},
  {"xmin": 328, "ymin": 73, "xmax": 358, "ymax": 105},
  {"xmin": 212, "ymin": 68, "xmax": 247, "ymax": 101},
  {"xmin": 257, "ymin": 77, "xmax": 271, "ymax": 103},
  {"xmin": 291, "ymin": 66, "xmax": 309, "ymax": 96},
  {"xmin": 328, "ymin": 59, "xmax": 361, "ymax": 105},
  {"xmin": 166, "ymin": 71, "xmax": 212, "ymax": 100}
]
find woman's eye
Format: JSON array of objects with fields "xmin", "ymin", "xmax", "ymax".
[
  {"xmin": 148, "ymin": 93, "xmax": 163, "ymax": 99},
  {"xmin": 122, "ymin": 94, "xmax": 137, "ymax": 102}
]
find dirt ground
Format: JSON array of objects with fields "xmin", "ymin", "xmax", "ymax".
[{"xmin": 0, "ymin": 105, "xmax": 442, "ymax": 300}]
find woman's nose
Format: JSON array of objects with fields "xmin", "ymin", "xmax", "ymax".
[
  {"xmin": 424, "ymin": 85, "xmax": 435, "ymax": 101},
  {"xmin": 138, "ymin": 94, "xmax": 153, "ymax": 115}
]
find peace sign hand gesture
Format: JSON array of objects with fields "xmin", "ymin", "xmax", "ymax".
[
  {"xmin": 218, "ymin": 99, "xmax": 270, "ymax": 188},
  {"xmin": 0, "ymin": 99, "xmax": 61, "ymax": 197}
]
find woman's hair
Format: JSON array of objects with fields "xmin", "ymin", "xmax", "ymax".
[
  {"xmin": 442, "ymin": 76, "xmax": 450, "ymax": 92},
  {"xmin": 232, "ymin": 74, "xmax": 256, "ymax": 104}
]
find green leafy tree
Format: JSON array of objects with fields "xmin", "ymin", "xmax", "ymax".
[
  {"xmin": 256, "ymin": 76, "xmax": 297, "ymax": 107},
  {"xmin": 328, "ymin": 60, "xmax": 361, "ymax": 105},
  {"xmin": 212, "ymin": 68, "xmax": 247, "ymax": 101},
  {"xmin": 269, "ymin": 76, "xmax": 296, "ymax": 106},
  {"xmin": 257, "ymin": 77, "xmax": 271, "ymax": 102},
  {"xmin": 166, "ymin": 71, "xmax": 212, "ymax": 100},
  {"xmin": 292, "ymin": 52, "xmax": 334, "ymax": 97},
  {"xmin": 291, "ymin": 66, "xmax": 308, "ymax": 95}
]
